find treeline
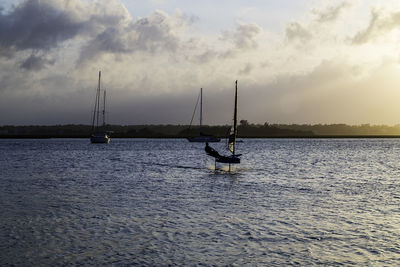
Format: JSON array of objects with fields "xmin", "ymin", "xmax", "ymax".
[
  {"xmin": 0, "ymin": 123, "xmax": 312, "ymax": 138},
  {"xmin": 2, "ymin": 123, "xmax": 400, "ymax": 138},
  {"xmin": 182, "ymin": 123, "xmax": 313, "ymax": 138},
  {"xmin": 274, "ymin": 123, "xmax": 400, "ymax": 136}
]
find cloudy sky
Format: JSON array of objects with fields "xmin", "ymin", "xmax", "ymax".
[{"xmin": 1, "ymin": 0, "xmax": 400, "ymax": 125}]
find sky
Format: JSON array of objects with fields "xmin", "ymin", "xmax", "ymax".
[{"xmin": 1, "ymin": 0, "xmax": 400, "ymax": 125}]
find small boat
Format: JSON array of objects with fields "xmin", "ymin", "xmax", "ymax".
[
  {"xmin": 205, "ymin": 80, "xmax": 241, "ymax": 171},
  {"xmin": 187, "ymin": 88, "xmax": 220, "ymax": 142},
  {"xmin": 90, "ymin": 132, "xmax": 110, "ymax": 143},
  {"xmin": 90, "ymin": 71, "xmax": 110, "ymax": 144}
]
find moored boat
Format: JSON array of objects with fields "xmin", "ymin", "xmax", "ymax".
[
  {"xmin": 187, "ymin": 88, "xmax": 220, "ymax": 143},
  {"xmin": 90, "ymin": 71, "xmax": 110, "ymax": 144},
  {"xmin": 205, "ymin": 80, "xmax": 241, "ymax": 171}
]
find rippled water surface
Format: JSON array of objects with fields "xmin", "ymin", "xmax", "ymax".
[{"xmin": 1, "ymin": 138, "xmax": 400, "ymax": 265}]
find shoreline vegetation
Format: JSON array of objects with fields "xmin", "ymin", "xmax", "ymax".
[{"xmin": 2, "ymin": 122, "xmax": 400, "ymax": 138}]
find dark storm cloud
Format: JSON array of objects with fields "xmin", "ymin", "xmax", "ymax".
[
  {"xmin": 0, "ymin": 0, "xmax": 161, "ymax": 69},
  {"xmin": 79, "ymin": 27, "xmax": 130, "ymax": 61},
  {"xmin": 131, "ymin": 13, "xmax": 181, "ymax": 52},
  {"xmin": 0, "ymin": 0, "xmax": 82, "ymax": 53},
  {"xmin": 79, "ymin": 11, "xmax": 186, "ymax": 63},
  {"xmin": 20, "ymin": 54, "xmax": 55, "ymax": 71},
  {"xmin": 0, "ymin": 1, "xmax": 209, "ymax": 68}
]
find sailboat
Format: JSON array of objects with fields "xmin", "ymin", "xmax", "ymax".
[
  {"xmin": 205, "ymin": 80, "xmax": 241, "ymax": 170},
  {"xmin": 187, "ymin": 88, "xmax": 220, "ymax": 142},
  {"xmin": 90, "ymin": 71, "xmax": 110, "ymax": 144}
]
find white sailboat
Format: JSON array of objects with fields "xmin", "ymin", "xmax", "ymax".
[
  {"xmin": 205, "ymin": 80, "xmax": 241, "ymax": 171},
  {"xmin": 90, "ymin": 71, "xmax": 110, "ymax": 144},
  {"xmin": 187, "ymin": 88, "xmax": 220, "ymax": 142}
]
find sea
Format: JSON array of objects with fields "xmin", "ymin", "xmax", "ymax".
[{"xmin": 0, "ymin": 138, "xmax": 399, "ymax": 266}]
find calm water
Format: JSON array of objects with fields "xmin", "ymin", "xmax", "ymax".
[{"xmin": 1, "ymin": 138, "xmax": 400, "ymax": 265}]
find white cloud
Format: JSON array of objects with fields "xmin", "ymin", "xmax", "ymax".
[
  {"xmin": 352, "ymin": 8, "xmax": 400, "ymax": 44},
  {"xmin": 2, "ymin": 0, "xmax": 400, "ymax": 125},
  {"xmin": 221, "ymin": 22, "xmax": 262, "ymax": 50},
  {"xmin": 312, "ymin": 1, "xmax": 353, "ymax": 23}
]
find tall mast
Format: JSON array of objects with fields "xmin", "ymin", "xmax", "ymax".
[
  {"xmin": 102, "ymin": 89, "xmax": 106, "ymax": 128},
  {"xmin": 233, "ymin": 80, "xmax": 238, "ymax": 156},
  {"xmin": 91, "ymin": 71, "xmax": 101, "ymax": 132},
  {"xmin": 91, "ymin": 83, "xmax": 98, "ymax": 132},
  {"xmin": 96, "ymin": 71, "xmax": 101, "ymax": 128},
  {"xmin": 200, "ymin": 88, "xmax": 203, "ymax": 133}
]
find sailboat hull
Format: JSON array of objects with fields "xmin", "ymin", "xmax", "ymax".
[
  {"xmin": 90, "ymin": 133, "xmax": 110, "ymax": 144},
  {"xmin": 216, "ymin": 155, "xmax": 240, "ymax": 164}
]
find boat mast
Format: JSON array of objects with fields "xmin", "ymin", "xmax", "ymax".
[
  {"xmin": 91, "ymin": 71, "xmax": 101, "ymax": 132},
  {"xmin": 200, "ymin": 88, "xmax": 203, "ymax": 134},
  {"xmin": 96, "ymin": 71, "xmax": 101, "ymax": 129},
  {"xmin": 233, "ymin": 80, "xmax": 238, "ymax": 156},
  {"xmin": 102, "ymin": 89, "xmax": 106, "ymax": 128}
]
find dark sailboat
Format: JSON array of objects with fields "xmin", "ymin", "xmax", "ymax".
[
  {"xmin": 205, "ymin": 80, "xmax": 241, "ymax": 171},
  {"xmin": 187, "ymin": 88, "xmax": 220, "ymax": 142},
  {"xmin": 90, "ymin": 71, "xmax": 110, "ymax": 144}
]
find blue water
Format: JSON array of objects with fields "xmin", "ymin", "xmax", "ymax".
[{"xmin": 1, "ymin": 138, "xmax": 400, "ymax": 265}]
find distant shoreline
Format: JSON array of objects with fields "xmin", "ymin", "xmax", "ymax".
[
  {"xmin": 2, "ymin": 135, "xmax": 400, "ymax": 139},
  {"xmin": 3, "ymin": 124, "xmax": 400, "ymax": 138}
]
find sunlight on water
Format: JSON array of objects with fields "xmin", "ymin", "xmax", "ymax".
[{"xmin": 1, "ymin": 138, "xmax": 400, "ymax": 265}]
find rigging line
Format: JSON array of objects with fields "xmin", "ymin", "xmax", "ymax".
[
  {"xmin": 188, "ymin": 89, "xmax": 201, "ymax": 130},
  {"xmin": 91, "ymin": 84, "xmax": 99, "ymax": 132}
]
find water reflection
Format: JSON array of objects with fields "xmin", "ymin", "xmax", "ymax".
[{"xmin": 0, "ymin": 138, "xmax": 399, "ymax": 265}]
